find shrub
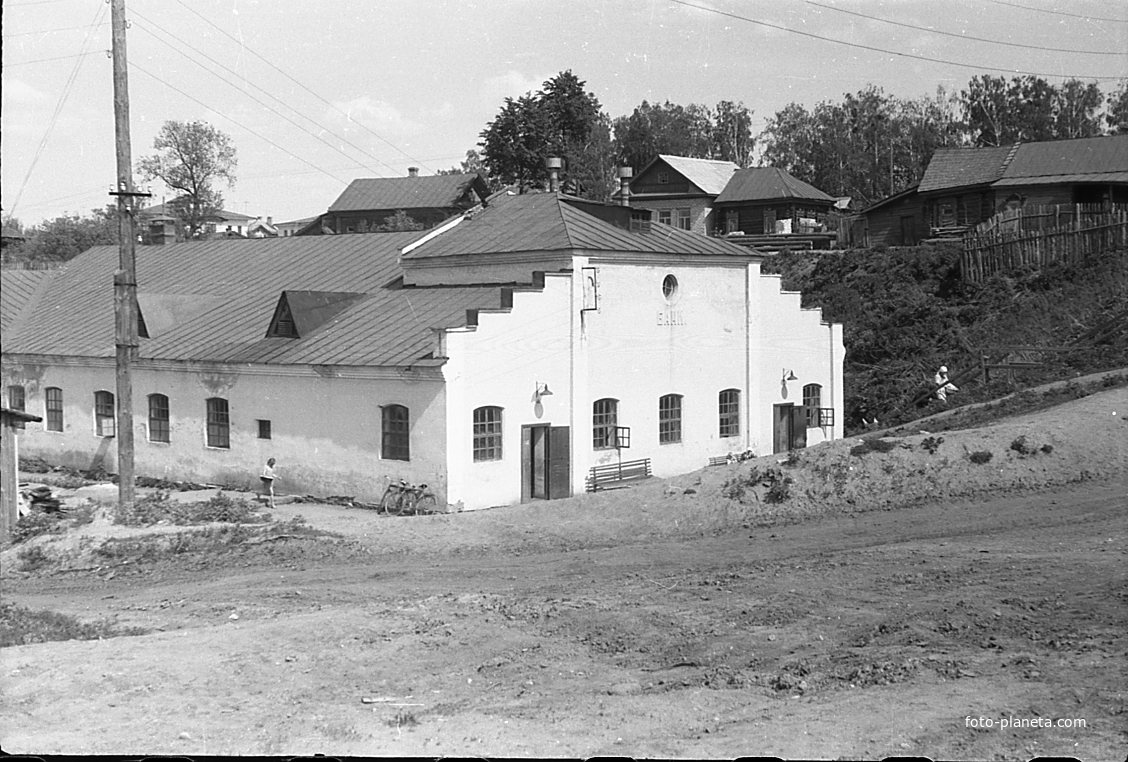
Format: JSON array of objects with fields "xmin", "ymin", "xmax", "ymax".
[
  {"xmin": 765, "ymin": 474, "xmax": 793, "ymax": 504},
  {"xmin": 850, "ymin": 438, "xmax": 898, "ymax": 456},
  {"xmin": 19, "ymin": 455, "xmax": 52, "ymax": 473},
  {"xmin": 1010, "ymin": 435, "xmax": 1039, "ymax": 456},
  {"xmin": 0, "ymin": 602, "xmax": 146, "ymax": 646},
  {"xmin": 115, "ymin": 490, "xmax": 267, "ymax": 526},
  {"xmin": 919, "ymin": 436, "xmax": 944, "ymax": 454},
  {"xmin": 16, "ymin": 544, "xmax": 52, "ymax": 571},
  {"xmin": 969, "ymin": 450, "xmax": 993, "ymax": 464}
]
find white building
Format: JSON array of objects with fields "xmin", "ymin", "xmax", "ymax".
[{"xmin": 1, "ymin": 192, "xmax": 843, "ymax": 510}]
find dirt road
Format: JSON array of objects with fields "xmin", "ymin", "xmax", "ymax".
[{"xmin": 3, "ymin": 474, "xmax": 1125, "ymax": 759}]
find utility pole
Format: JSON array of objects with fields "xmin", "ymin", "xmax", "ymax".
[{"xmin": 110, "ymin": 0, "xmax": 145, "ymax": 510}]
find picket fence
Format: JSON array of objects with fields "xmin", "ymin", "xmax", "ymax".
[{"xmin": 961, "ymin": 203, "xmax": 1128, "ymax": 282}]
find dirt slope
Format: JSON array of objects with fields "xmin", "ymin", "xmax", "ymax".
[{"xmin": 1, "ymin": 387, "xmax": 1126, "ymax": 759}]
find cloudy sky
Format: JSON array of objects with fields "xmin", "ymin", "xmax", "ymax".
[{"xmin": 3, "ymin": 0, "xmax": 1125, "ymax": 226}]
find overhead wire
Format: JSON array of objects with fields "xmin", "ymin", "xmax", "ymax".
[
  {"xmin": 2, "ymin": 51, "xmax": 102, "ymax": 67},
  {"xmin": 170, "ymin": 0, "xmax": 436, "ymax": 174},
  {"xmin": 669, "ymin": 0, "xmax": 1126, "ymax": 80},
  {"xmin": 806, "ymin": 1, "xmax": 1124, "ymax": 55},
  {"xmin": 3, "ymin": 22, "xmax": 110, "ymax": 38},
  {"xmin": 128, "ymin": 59, "xmax": 354, "ymax": 187},
  {"xmin": 128, "ymin": 12, "xmax": 397, "ymax": 177},
  {"xmin": 6, "ymin": 2, "xmax": 107, "ymax": 219},
  {"xmin": 986, "ymin": 0, "xmax": 1128, "ymax": 24}
]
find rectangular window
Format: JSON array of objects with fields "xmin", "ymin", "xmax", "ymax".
[
  {"xmin": 148, "ymin": 394, "xmax": 170, "ymax": 443},
  {"xmin": 45, "ymin": 387, "xmax": 63, "ymax": 431},
  {"xmin": 206, "ymin": 397, "xmax": 230, "ymax": 449},
  {"xmin": 803, "ymin": 384, "xmax": 822, "ymax": 428},
  {"xmin": 657, "ymin": 209, "xmax": 672, "ymax": 226},
  {"xmin": 719, "ymin": 389, "xmax": 741, "ymax": 438},
  {"xmin": 257, "ymin": 419, "xmax": 272, "ymax": 439},
  {"xmin": 8, "ymin": 385, "xmax": 26, "ymax": 429},
  {"xmin": 659, "ymin": 394, "xmax": 682, "ymax": 444},
  {"xmin": 472, "ymin": 406, "xmax": 503, "ymax": 461},
  {"xmin": 94, "ymin": 391, "xmax": 115, "ymax": 437},
  {"xmin": 382, "ymin": 404, "xmax": 410, "ymax": 461},
  {"xmin": 677, "ymin": 208, "xmax": 691, "ymax": 230},
  {"xmin": 593, "ymin": 398, "xmax": 618, "ymax": 450}
]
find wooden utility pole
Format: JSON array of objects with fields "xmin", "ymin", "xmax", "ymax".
[{"xmin": 110, "ymin": 0, "xmax": 141, "ymax": 509}]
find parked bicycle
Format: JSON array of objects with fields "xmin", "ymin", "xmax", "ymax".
[{"xmin": 379, "ymin": 478, "xmax": 440, "ymax": 516}]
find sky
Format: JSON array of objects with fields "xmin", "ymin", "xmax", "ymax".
[{"xmin": 2, "ymin": 0, "xmax": 1126, "ymax": 227}]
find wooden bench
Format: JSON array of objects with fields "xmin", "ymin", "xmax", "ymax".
[
  {"xmin": 585, "ymin": 458, "xmax": 652, "ymax": 492},
  {"xmin": 708, "ymin": 456, "xmax": 732, "ymax": 467}
]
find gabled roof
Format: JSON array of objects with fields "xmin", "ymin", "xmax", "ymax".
[
  {"xmin": 918, "ymin": 145, "xmax": 1016, "ymax": 193},
  {"xmin": 401, "ymin": 191, "xmax": 760, "ymax": 261},
  {"xmin": 714, "ymin": 167, "xmax": 835, "ymax": 204},
  {"xmin": 2, "ymin": 234, "xmax": 508, "ymax": 367},
  {"xmin": 642, "ymin": 155, "xmax": 740, "ymax": 195},
  {"xmin": 994, "ymin": 135, "xmax": 1128, "ymax": 186},
  {"xmin": 328, "ymin": 173, "xmax": 488, "ymax": 213},
  {"xmin": 138, "ymin": 203, "xmax": 255, "ymax": 223},
  {"xmin": 268, "ymin": 290, "xmax": 366, "ymax": 338},
  {"xmin": 0, "ymin": 269, "xmax": 51, "ymax": 333}
]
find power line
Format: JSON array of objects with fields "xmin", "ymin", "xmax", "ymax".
[
  {"xmin": 986, "ymin": 0, "xmax": 1128, "ymax": 24},
  {"xmin": 807, "ymin": 1, "xmax": 1124, "ymax": 55},
  {"xmin": 2, "ymin": 51, "xmax": 102, "ymax": 67},
  {"xmin": 2, "ymin": 22, "xmax": 109, "ymax": 38},
  {"xmin": 129, "ymin": 13, "xmax": 397, "ymax": 176},
  {"xmin": 669, "ymin": 0, "xmax": 1126, "ymax": 81},
  {"xmin": 7, "ymin": 3, "xmax": 107, "ymax": 219},
  {"xmin": 170, "ymin": 0, "xmax": 436, "ymax": 174},
  {"xmin": 128, "ymin": 59, "xmax": 354, "ymax": 187}
]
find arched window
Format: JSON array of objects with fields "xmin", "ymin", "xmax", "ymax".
[
  {"xmin": 659, "ymin": 394, "xmax": 682, "ymax": 444},
  {"xmin": 94, "ymin": 390, "xmax": 115, "ymax": 437},
  {"xmin": 592, "ymin": 398, "xmax": 618, "ymax": 450},
  {"xmin": 45, "ymin": 387, "xmax": 64, "ymax": 432},
  {"xmin": 382, "ymin": 404, "xmax": 410, "ymax": 461},
  {"xmin": 206, "ymin": 397, "xmax": 230, "ymax": 448},
  {"xmin": 472, "ymin": 406, "xmax": 503, "ymax": 461},
  {"xmin": 803, "ymin": 384, "xmax": 822, "ymax": 428},
  {"xmin": 718, "ymin": 389, "xmax": 740, "ymax": 438},
  {"xmin": 148, "ymin": 393, "xmax": 170, "ymax": 443}
]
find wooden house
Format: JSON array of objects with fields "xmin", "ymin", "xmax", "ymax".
[
  {"xmin": 620, "ymin": 155, "xmax": 738, "ymax": 236},
  {"xmin": 315, "ymin": 169, "xmax": 491, "ymax": 234},
  {"xmin": 713, "ymin": 167, "xmax": 836, "ymax": 236}
]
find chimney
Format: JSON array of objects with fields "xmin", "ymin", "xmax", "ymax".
[
  {"xmin": 266, "ymin": 216, "xmax": 273, "ymax": 224},
  {"xmin": 617, "ymin": 166, "xmax": 633, "ymax": 207},
  {"xmin": 546, "ymin": 157, "xmax": 562, "ymax": 192},
  {"xmin": 407, "ymin": 167, "xmax": 419, "ymax": 177}
]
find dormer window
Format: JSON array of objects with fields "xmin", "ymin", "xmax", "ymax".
[
  {"xmin": 271, "ymin": 299, "xmax": 297, "ymax": 338},
  {"xmin": 266, "ymin": 290, "xmax": 365, "ymax": 339}
]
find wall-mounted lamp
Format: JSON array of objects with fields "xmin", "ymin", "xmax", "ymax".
[
  {"xmin": 533, "ymin": 382, "xmax": 553, "ymax": 403},
  {"xmin": 782, "ymin": 369, "xmax": 799, "ymax": 382}
]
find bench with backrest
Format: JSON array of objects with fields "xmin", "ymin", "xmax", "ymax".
[{"xmin": 585, "ymin": 458, "xmax": 652, "ymax": 492}]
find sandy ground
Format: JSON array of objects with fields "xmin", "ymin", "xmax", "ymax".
[{"xmin": 1, "ymin": 386, "xmax": 1125, "ymax": 759}]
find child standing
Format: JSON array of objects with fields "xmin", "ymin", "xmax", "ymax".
[{"xmin": 260, "ymin": 457, "xmax": 277, "ymax": 508}]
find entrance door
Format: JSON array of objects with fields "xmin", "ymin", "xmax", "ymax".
[
  {"xmin": 773, "ymin": 404, "xmax": 808, "ymax": 453},
  {"xmin": 521, "ymin": 425, "xmax": 571, "ymax": 502}
]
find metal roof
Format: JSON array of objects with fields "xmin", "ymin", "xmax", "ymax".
[
  {"xmin": 2, "ymin": 234, "xmax": 506, "ymax": 367},
  {"xmin": 654, "ymin": 155, "xmax": 739, "ymax": 195},
  {"xmin": 328, "ymin": 173, "xmax": 486, "ymax": 213},
  {"xmin": 917, "ymin": 145, "xmax": 1014, "ymax": 193},
  {"xmin": 0, "ymin": 269, "xmax": 51, "ymax": 333},
  {"xmin": 138, "ymin": 203, "xmax": 255, "ymax": 222},
  {"xmin": 402, "ymin": 191, "xmax": 759, "ymax": 261},
  {"xmin": 714, "ymin": 167, "xmax": 835, "ymax": 203},
  {"xmin": 1000, "ymin": 135, "xmax": 1128, "ymax": 181}
]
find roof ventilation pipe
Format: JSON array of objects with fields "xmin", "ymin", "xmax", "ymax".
[
  {"xmin": 617, "ymin": 166, "xmax": 633, "ymax": 207},
  {"xmin": 407, "ymin": 167, "xmax": 419, "ymax": 177},
  {"xmin": 546, "ymin": 157, "xmax": 562, "ymax": 192}
]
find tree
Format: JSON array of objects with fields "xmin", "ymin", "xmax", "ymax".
[
  {"xmin": 376, "ymin": 210, "xmax": 424, "ymax": 231},
  {"xmin": 137, "ymin": 120, "xmax": 237, "ymax": 239},
  {"xmin": 611, "ymin": 100, "xmax": 713, "ymax": 172},
  {"xmin": 1104, "ymin": 79, "xmax": 1128, "ymax": 134},
  {"xmin": 1, "ymin": 206, "xmax": 118, "ymax": 264},
  {"xmin": 960, "ymin": 74, "xmax": 1012, "ymax": 146},
  {"xmin": 712, "ymin": 100, "xmax": 755, "ymax": 168},
  {"xmin": 479, "ymin": 94, "xmax": 554, "ymax": 191},
  {"xmin": 1054, "ymin": 79, "xmax": 1104, "ymax": 139}
]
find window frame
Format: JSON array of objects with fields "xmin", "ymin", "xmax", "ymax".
[
  {"xmin": 803, "ymin": 383, "xmax": 822, "ymax": 428},
  {"xmin": 148, "ymin": 393, "xmax": 170, "ymax": 443},
  {"xmin": 677, "ymin": 207, "xmax": 691, "ymax": 230},
  {"xmin": 257, "ymin": 419, "xmax": 272, "ymax": 440},
  {"xmin": 718, "ymin": 388, "xmax": 741, "ymax": 438},
  {"xmin": 592, "ymin": 398, "xmax": 619, "ymax": 450},
  {"xmin": 45, "ymin": 387, "xmax": 63, "ymax": 432},
  {"xmin": 472, "ymin": 406, "xmax": 503, "ymax": 462},
  {"xmin": 206, "ymin": 397, "xmax": 230, "ymax": 449},
  {"xmin": 657, "ymin": 209, "xmax": 672, "ymax": 226},
  {"xmin": 8, "ymin": 385, "xmax": 26, "ymax": 429},
  {"xmin": 382, "ymin": 404, "xmax": 410, "ymax": 461},
  {"xmin": 94, "ymin": 391, "xmax": 115, "ymax": 438},
  {"xmin": 659, "ymin": 394, "xmax": 682, "ymax": 444}
]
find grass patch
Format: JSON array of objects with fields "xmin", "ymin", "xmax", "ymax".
[
  {"xmin": 722, "ymin": 465, "xmax": 793, "ymax": 503},
  {"xmin": 850, "ymin": 438, "xmax": 899, "ymax": 456},
  {"xmin": 969, "ymin": 450, "xmax": 994, "ymax": 464},
  {"xmin": 115, "ymin": 490, "xmax": 270, "ymax": 527},
  {"xmin": 0, "ymin": 601, "xmax": 147, "ymax": 647}
]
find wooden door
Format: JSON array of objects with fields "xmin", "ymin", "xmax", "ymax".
[
  {"xmin": 522, "ymin": 424, "xmax": 570, "ymax": 501},
  {"xmin": 547, "ymin": 426, "xmax": 571, "ymax": 499},
  {"xmin": 773, "ymin": 404, "xmax": 792, "ymax": 454}
]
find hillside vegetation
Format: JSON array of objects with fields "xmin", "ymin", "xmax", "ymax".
[{"xmin": 762, "ymin": 242, "xmax": 1128, "ymax": 431}]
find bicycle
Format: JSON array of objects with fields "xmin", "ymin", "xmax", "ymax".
[
  {"xmin": 380, "ymin": 479, "xmax": 440, "ymax": 515},
  {"xmin": 403, "ymin": 483, "xmax": 439, "ymax": 515},
  {"xmin": 379, "ymin": 479, "xmax": 410, "ymax": 515}
]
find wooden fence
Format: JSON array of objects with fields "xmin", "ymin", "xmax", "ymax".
[{"xmin": 961, "ymin": 204, "xmax": 1128, "ymax": 282}]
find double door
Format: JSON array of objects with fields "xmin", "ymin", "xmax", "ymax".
[{"xmin": 521, "ymin": 424, "xmax": 570, "ymax": 501}]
